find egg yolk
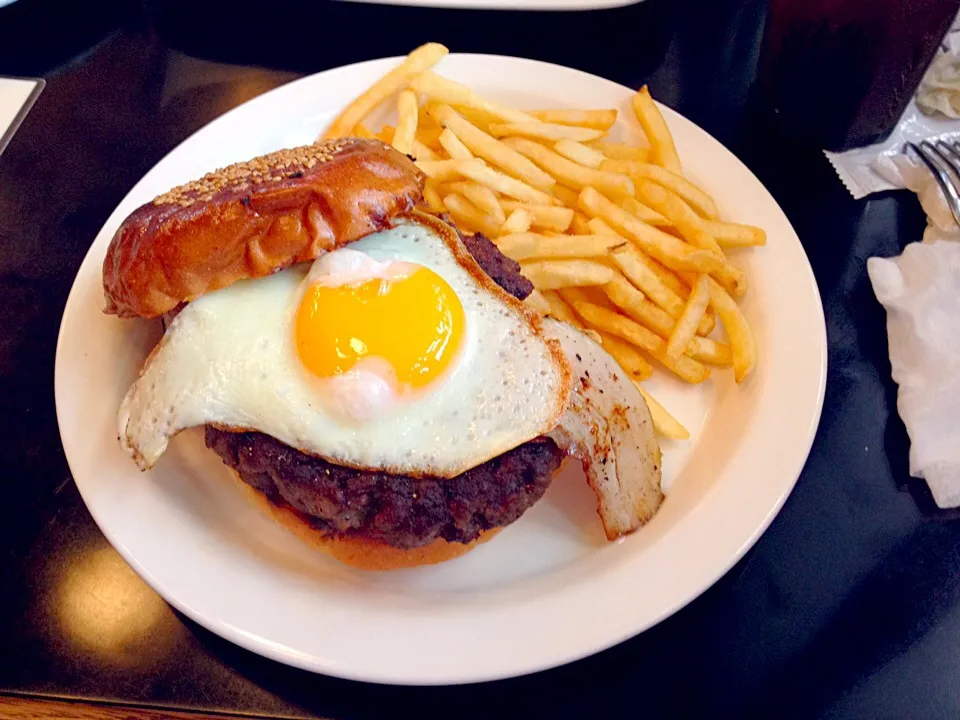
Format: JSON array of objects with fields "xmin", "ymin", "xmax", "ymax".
[{"xmin": 295, "ymin": 266, "xmax": 465, "ymax": 388}]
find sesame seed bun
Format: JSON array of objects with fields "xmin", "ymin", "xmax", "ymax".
[
  {"xmin": 102, "ymin": 138, "xmax": 424, "ymax": 319},
  {"xmin": 227, "ymin": 468, "xmax": 499, "ymax": 571}
]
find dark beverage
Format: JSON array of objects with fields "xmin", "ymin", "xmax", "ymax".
[{"xmin": 757, "ymin": 0, "xmax": 960, "ymax": 151}]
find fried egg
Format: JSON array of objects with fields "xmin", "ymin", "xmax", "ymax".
[{"xmin": 118, "ymin": 216, "xmax": 571, "ymax": 478}]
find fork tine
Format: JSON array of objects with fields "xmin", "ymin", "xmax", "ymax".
[
  {"xmin": 936, "ymin": 140, "xmax": 960, "ymax": 169},
  {"xmin": 907, "ymin": 141, "xmax": 960, "ymax": 227}
]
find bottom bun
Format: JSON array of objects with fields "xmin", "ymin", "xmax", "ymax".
[{"xmin": 227, "ymin": 469, "xmax": 500, "ymax": 571}]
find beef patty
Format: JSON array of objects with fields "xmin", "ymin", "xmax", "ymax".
[{"xmin": 205, "ymin": 225, "xmax": 561, "ymax": 549}]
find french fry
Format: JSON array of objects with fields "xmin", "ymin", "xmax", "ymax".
[
  {"xmin": 353, "ymin": 124, "xmax": 375, "ymax": 139},
  {"xmin": 392, "ymin": 90, "xmax": 419, "ymax": 155},
  {"xmin": 707, "ymin": 277, "xmax": 756, "ymax": 383},
  {"xmin": 551, "ymin": 184, "xmax": 581, "ymax": 208},
  {"xmin": 687, "ymin": 336, "xmax": 732, "ymax": 366},
  {"xmin": 554, "ymin": 139, "xmax": 606, "ymax": 169},
  {"xmin": 578, "ymin": 188, "xmax": 721, "ymax": 273},
  {"xmin": 410, "ymin": 71, "xmax": 537, "ymax": 124},
  {"xmin": 427, "ymin": 104, "xmax": 556, "ymax": 191},
  {"xmin": 489, "ymin": 122, "xmax": 606, "ymax": 143},
  {"xmin": 499, "ymin": 201, "xmax": 574, "ymax": 232},
  {"xmin": 633, "ymin": 382, "xmax": 690, "ymax": 440},
  {"xmin": 666, "ymin": 275, "xmax": 710, "ymax": 358},
  {"xmin": 620, "ymin": 197, "xmax": 671, "ymax": 228},
  {"xmin": 633, "ymin": 178, "xmax": 747, "ymax": 297},
  {"xmin": 529, "ymin": 108, "xmax": 618, "ymax": 130},
  {"xmin": 454, "ymin": 159, "xmax": 558, "ymax": 205},
  {"xmin": 438, "ymin": 127, "xmax": 474, "ymax": 159},
  {"xmin": 569, "ymin": 300, "xmax": 710, "ymax": 383},
  {"xmin": 631, "ymin": 85, "xmax": 681, "ymax": 173},
  {"xmin": 376, "ymin": 125, "xmax": 395, "ymax": 144},
  {"xmin": 501, "ymin": 209, "xmax": 532, "ymax": 234},
  {"xmin": 703, "ymin": 220, "xmax": 767, "ymax": 248},
  {"xmin": 497, "ymin": 233, "xmax": 623, "ymax": 261},
  {"xmin": 541, "ymin": 289, "xmax": 585, "ymax": 328},
  {"xmin": 411, "ymin": 139, "xmax": 438, "ymax": 161},
  {"xmin": 626, "ymin": 162, "xmax": 719, "ymax": 220},
  {"xmin": 322, "ymin": 43, "xmax": 448, "ymax": 139},
  {"xmin": 586, "ymin": 217, "xmax": 694, "ymax": 302},
  {"xmin": 443, "ymin": 193, "xmax": 502, "ymax": 239},
  {"xmin": 422, "ymin": 181, "xmax": 444, "ymax": 213},
  {"xmin": 524, "ymin": 288, "xmax": 552, "ymax": 314},
  {"xmin": 504, "ymin": 138, "xmax": 634, "ymax": 198},
  {"xmin": 602, "ymin": 272, "xmax": 674, "ymax": 338},
  {"xmin": 594, "ymin": 331, "xmax": 654, "ymax": 380},
  {"xmin": 416, "ymin": 124, "xmax": 444, "ymax": 147},
  {"xmin": 520, "ymin": 259, "xmax": 615, "ymax": 289},
  {"xmin": 570, "ymin": 212, "xmax": 593, "ymax": 235},
  {"xmin": 444, "ymin": 181, "xmax": 505, "ymax": 222},
  {"xmin": 610, "ymin": 245, "xmax": 686, "ymax": 318},
  {"xmin": 590, "ymin": 140, "xmax": 651, "ymax": 161},
  {"xmin": 416, "ymin": 159, "xmax": 466, "ymax": 182}
]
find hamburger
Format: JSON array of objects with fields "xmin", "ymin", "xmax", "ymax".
[{"xmin": 105, "ymin": 138, "xmax": 662, "ymax": 570}]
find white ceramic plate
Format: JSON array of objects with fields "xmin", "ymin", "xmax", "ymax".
[{"xmin": 55, "ymin": 54, "xmax": 826, "ymax": 685}]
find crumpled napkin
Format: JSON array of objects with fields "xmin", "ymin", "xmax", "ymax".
[
  {"xmin": 874, "ymin": 154, "xmax": 960, "ymax": 244},
  {"xmin": 867, "ymin": 241, "xmax": 960, "ymax": 508}
]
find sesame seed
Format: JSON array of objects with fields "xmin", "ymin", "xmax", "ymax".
[{"xmin": 151, "ymin": 137, "xmax": 369, "ymax": 208}]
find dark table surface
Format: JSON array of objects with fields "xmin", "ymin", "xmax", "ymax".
[{"xmin": 1, "ymin": 0, "xmax": 958, "ymax": 717}]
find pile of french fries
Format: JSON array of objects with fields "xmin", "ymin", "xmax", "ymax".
[{"xmin": 321, "ymin": 43, "xmax": 767, "ymax": 440}]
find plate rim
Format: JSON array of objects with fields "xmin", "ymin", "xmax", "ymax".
[{"xmin": 55, "ymin": 52, "xmax": 827, "ymax": 685}]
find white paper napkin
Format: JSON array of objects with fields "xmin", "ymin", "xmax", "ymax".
[
  {"xmin": 0, "ymin": 76, "xmax": 43, "ymax": 156},
  {"xmin": 868, "ymin": 241, "xmax": 960, "ymax": 508}
]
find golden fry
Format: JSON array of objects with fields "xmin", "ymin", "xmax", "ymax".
[
  {"xmin": 392, "ymin": 90, "xmax": 419, "ymax": 155},
  {"xmin": 632, "ymin": 382, "xmax": 690, "ymax": 439},
  {"xmin": 687, "ymin": 336, "xmax": 732, "ymax": 366},
  {"xmin": 666, "ymin": 275, "xmax": 710, "ymax": 358},
  {"xmin": 499, "ymin": 201, "xmax": 574, "ymax": 232},
  {"xmin": 553, "ymin": 139, "xmax": 606, "ymax": 169},
  {"xmin": 707, "ymin": 277, "xmax": 756, "ymax": 383},
  {"xmin": 504, "ymin": 138, "xmax": 634, "ymax": 198},
  {"xmin": 353, "ymin": 124, "xmax": 375, "ymax": 139},
  {"xmin": 445, "ymin": 181, "xmax": 505, "ymax": 222},
  {"xmin": 590, "ymin": 140, "xmax": 651, "ymax": 161},
  {"xmin": 570, "ymin": 212, "xmax": 593, "ymax": 235},
  {"xmin": 524, "ymin": 288, "xmax": 552, "ymax": 314},
  {"xmin": 376, "ymin": 125, "xmax": 395, "ymax": 144},
  {"xmin": 529, "ymin": 108, "xmax": 618, "ymax": 130},
  {"xmin": 620, "ymin": 197, "xmax": 671, "ymax": 227},
  {"xmin": 489, "ymin": 122, "xmax": 606, "ymax": 143},
  {"xmin": 501, "ymin": 209, "xmax": 532, "ymax": 234},
  {"xmin": 520, "ymin": 259, "xmax": 616, "ymax": 289},
  {"xmin": 497, "ymin": 233, "xmax": 623, "ymax": 261},
  {"xmin": 422, "ymin": 181, "xmax": 444, "ymax": 213},
  {"xmin": 427, "ymin": 104, "xmax": 556, "ymax": 191},
  {"xmin": 703, "ymin": 220, "xmax": 767, "ymax": 248},
  {"xmin": 438, "ymin": 127, "xmax": 474, "ymax": 159},
  {"xmin": 323, "ymin": 43, "xmax": 448, "ymax": 139},
  {"xmin": 410, "ymin": 71, "xmax": 536, "ymax": 124},
  {"xmin": 595, "ymin": 331, "xmax": 654, "ymax": 379},
  {"xmin": 443, "ymin": 193, "xmax": 502, "ymax": 239},
  {"xmin": 578, "ymin": 188, "xmax": 720, "ymax": 273},
  {"xmin": 628, "ymin": 162, "xmax": 719, "ymax": 219},
  {"xmin": 454, "ymin": 159, "xmax": 558, "ymax": 205},
  {"xmin": 631, "ymin": 85, "xmax": 681, "ymax": 173},
  {"xmin": 411, "ymin": 139, "xmax": 438, "ymax": 161},
  {"xmin": 541, "ymin": 289, "xmax": 585, "ymax": 328},
  {"xmin": 416, "ymin": 159, "xmax": 466, "ymax": 182},
  {"xmin": 602, "ymin": 273, "xmax": 673, "ymax": 338},
  {"xmin": 610, "ymin": 245, "xmax": 686, "ymax": 318},
  {"xmin": 551, "ymin": 184, "xmax": 581, "ymax": 208}
]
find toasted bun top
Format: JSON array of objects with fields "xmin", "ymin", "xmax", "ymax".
[{"xmin": 102, "ymin": 138, "xmax": 424, "ymax": 319}]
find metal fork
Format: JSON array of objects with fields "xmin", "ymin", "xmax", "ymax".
[{"xmin": 906, "ymin": 139, "xmax": 960, "ymax": 227}]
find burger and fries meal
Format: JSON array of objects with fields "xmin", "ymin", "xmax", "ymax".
[{"xmin": 102, "ymin": 42, "xmax": 765, "ymax": 570}]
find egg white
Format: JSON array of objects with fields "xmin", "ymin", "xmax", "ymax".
[{"xmin": 118, "ymin": 218, "xmax": 569, "ymax": 478}]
